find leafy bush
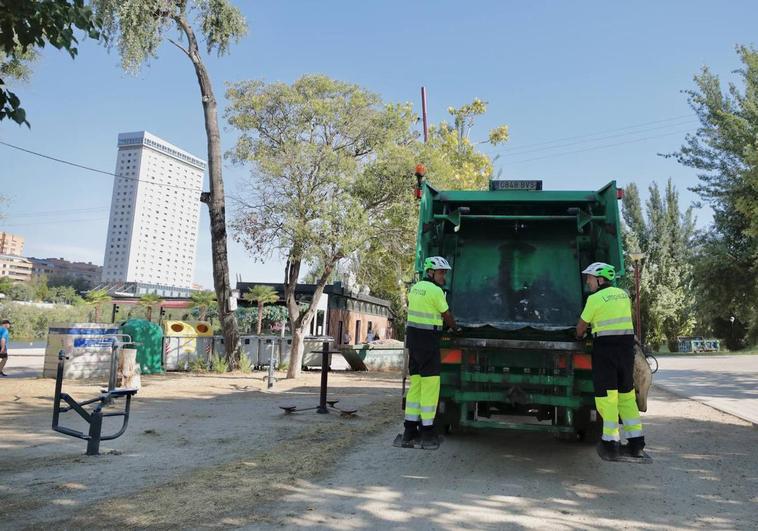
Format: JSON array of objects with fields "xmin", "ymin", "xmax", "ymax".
[
  {"xmin": 0, "ymin": 302, "xmax": 91, "ymax": 340},
  {"xmin": 235, "ymin": 306, "xmax": 290, "ymax": 334},
  {"xmin": 210, "ymin": 354, "xmax": 229, "ymax": 373},
  {"xmin": 238, "ymin": 352, "xmax": 253, "ymax": 373},
  {"xmin": 189, "ymin": 357, "xmax": 208, "ymax": 373}
]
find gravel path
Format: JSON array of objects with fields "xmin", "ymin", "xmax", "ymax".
[{"xmin": 252, "ymin": 388, "xmax": 758, "ymax": 531}]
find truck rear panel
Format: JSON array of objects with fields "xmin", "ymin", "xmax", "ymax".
[{"xmin": 414, "ymin": 180, "xmax": 625, "ymax": 438}]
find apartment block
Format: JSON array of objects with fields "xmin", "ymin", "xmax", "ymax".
[
  {"xmin": 0, "ymin": 232, "xmax": 24, "ymax": 256},
  {"xmin": 101, "ymin": 131, "xmax": 204, "ymax": 290}
]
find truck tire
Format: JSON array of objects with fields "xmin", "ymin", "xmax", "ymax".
[
  {"xmin": 434, "ymin": 399, "xmax": 461, "ymax": 435},
  {"xmin": 574, "ymin": 406, "xmax": 603, "ymax": 443}
]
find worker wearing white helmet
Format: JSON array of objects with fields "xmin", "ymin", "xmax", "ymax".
[
  {"xmin": 576, "ymin": 262, "xmax": 646, "ymax": 460},
  {"xmin": 399, "ymin": 256, "xmax": 459, "ymax": 450}
]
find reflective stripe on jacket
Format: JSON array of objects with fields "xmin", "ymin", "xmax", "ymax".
[
  {"xmin": 580, "ymin": 285, "xmax": 634, "ymax": 336},
  {"xmin": 407, "ymin": 280, "xmax": 448, "ymax": 330}
]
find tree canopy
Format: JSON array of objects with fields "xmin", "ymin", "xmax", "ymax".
[
  {"xmin": 622, "ymin": 180, "xmax": 696, "ymax": 350},
  {"xmin": 227, "ymin": 74, "xmax": 418, "ymax": 377},
  {"xmin": 0, "ymin": 0, "xmax": 101, "ymax": 124},
  {"xmin": 669, "ymin": 45, "xmax": 758, "ymax": 346}
]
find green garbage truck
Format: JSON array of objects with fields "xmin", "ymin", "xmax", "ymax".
[{"xmin": 415, "ymin": 179, "xmax": 626, "ymax": 441}]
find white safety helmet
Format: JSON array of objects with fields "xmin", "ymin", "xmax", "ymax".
[
  {"xmin": 581, "ymin": 262, "xmax": 616, "ymax": 281},
  {"xmin": 423, "ymin": 256, "xmax": 452, "ymax": 271}
]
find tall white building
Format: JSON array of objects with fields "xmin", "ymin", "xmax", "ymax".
[{"xmin": 101, "ymin": 131, "xmax": 205, "ymax": 294}]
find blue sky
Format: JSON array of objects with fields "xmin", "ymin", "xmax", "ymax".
[{"xmin": 1, "ymin": 1, "xmax": 756, "ymax": 288}]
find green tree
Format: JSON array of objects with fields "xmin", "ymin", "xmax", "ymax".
[
  {"xmin": 47, "ymin": 285, "xmax": 83, "ymax": 305},
  {"xmin": 92, "ymin": 0, "xmax": 247, "ymax": 365},
  {"xmin": 668, "ymin": 45, "xmax": 758, "ymax": 346},
  {"xmin": 242, "ymin": 285, "xmax": 279, "ymax": 335},
  {"xmin": 0, "ymin": 301, "xmax": 90, "ymax": 340},
  {"xmin": 190, "ymin": 290, "xmax": 216, "ymax": 321},
  {"xmin": 419, "ymin": 98, "xmax": 509, "ymax": 190},
  {"xmin": 85, "ymin": 288, "xmax": 111, "ymax": 322},
  {"xmin": 622, "ymin": 181, "xmax": 696, "ymax": 350},
  {"xmin": 138, "ymin": 292, "xmax": 163, "ymax": 322},
  {"xmin": 29, "ymin": 275, "xmax": 49, "ymax": 301},
  {"xmin": 0, "ymin": 0, "xmax": 101, "ymax": 124},
  {"xmin": 349, "ymin": 99, "xmax": 508, "ymax": 332},
  {"xmin": 0, "ymin": 276, "xmax": 13, "ymax": 295},
  {"xmin": 8, "ymin": 282, "xmax": 33, "ymax": 302},
  {"xmin": 228, "ymin": 75, "xmax": 417, "ymax": 378}
]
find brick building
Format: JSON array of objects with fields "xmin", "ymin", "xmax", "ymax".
[{"xmin": 235, "ymin": 281, "xmax": 394, "ymax": 343}]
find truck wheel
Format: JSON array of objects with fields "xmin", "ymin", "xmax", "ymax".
[
  {"xmin": 574, "ymin": 407, "xmax": 602, "ymax": 443},
  {"xmin": 434, "ymin": 399, "xmax": 461, "ymax": 435}
]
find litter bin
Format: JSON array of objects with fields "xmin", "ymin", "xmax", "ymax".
[
  {"xmin": 163, "ymin": 320, "xmax": 203, "ymax": 371},
  {"xmin": 192, "ymin": 321, "xmax": 214, "ymax": 364},
  {"xmin": 240, "ymin": 335, "xmax": 260, "ymax": 368},
  {"xmin": 120, "ymin": 319, "xmax": 164, "ymax": 374}
]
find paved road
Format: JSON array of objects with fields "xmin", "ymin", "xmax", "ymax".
[{"xmin": 653, "ymin": 354, "xmax": 758, "ymax": 425}]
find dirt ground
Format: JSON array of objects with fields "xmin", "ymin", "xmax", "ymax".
[
  {"xmin": 1, "ymin": 371, "xmax": 757, "ymax": 530},
  {"xmin": 0, "ymin": 369, "xmax": 401, "ymax": 529}
]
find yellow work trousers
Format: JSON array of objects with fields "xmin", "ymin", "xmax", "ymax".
[
  {"xmin": 595, "ymin": 389, "xmax": 644, "ymax": 442},
  {"xmin": 404, "ymin": 374, "xmax": 441, "ymax": 426}
]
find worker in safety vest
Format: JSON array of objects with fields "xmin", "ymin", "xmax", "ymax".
[
  {"xmin": 576, "ymin": 262, "xmax": 645, "ymax": 460},
  {"xmin": 401, "ymin": 256, "xmax": 459, "ymax": 450}
]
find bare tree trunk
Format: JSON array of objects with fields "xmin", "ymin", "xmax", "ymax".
[
  {"xmin": 284, "ymin": 255, "xmax": 338, "ymax": 378},
  {"xmin": 289, "ymin": 327, "xmax": 305, "ymax": 375},
  {"xmin": 256, "ymin": 302, "xmax": 263, "ymax": 335},
  {"xmin": 175, "ymin": 15, "xmax": 239, "ymax": 367}
]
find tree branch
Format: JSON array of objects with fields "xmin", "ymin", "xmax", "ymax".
[{"xmin": 167, "ymin": 38, "xmax": 191, "ymax": 59}]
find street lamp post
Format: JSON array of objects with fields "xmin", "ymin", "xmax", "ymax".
[{"xmin": 629, "ymin": 252, "xmax": 645, "ymax": 340}]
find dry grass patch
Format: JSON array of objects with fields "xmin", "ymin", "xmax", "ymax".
[{"xmin": 49, "ymin": 398, "xmax": 398, "ymax": 529}]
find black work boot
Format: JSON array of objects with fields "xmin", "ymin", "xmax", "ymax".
[
  {"xmin": 598, "ymin": 440, "xmax": 620, "ymax": 460},
  {"xmin": 420, "ymin": 426, "xmax": 440, "ymax": 450},
  {"xmin": 401, "ymin": 420, "xmax": 420, "ymax": 448},
  {"xmin": 626, "ymin": 436, "xmax": 646, "ymax": 458}
]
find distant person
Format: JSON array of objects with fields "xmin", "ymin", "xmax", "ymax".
[
  {"xmin": 576, "ymin": 262, "xmax": 645, "ymax": 460},
  {"xmin": 366, "ymin": 330, "xmax": 375, "ymax": 342},
  {"xmin": 342, "ymin": 331, "xmax": 352, "ymax": 345},
  {"xmin": 0, "ymin": 319, "xmax": 11, "ymax": 376}
]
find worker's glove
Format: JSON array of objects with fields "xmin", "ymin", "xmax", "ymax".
[{"xmin": 452, "ymin": 326, "xmax": 464, "ymax": 335}]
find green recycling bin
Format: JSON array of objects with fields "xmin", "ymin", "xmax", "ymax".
[{"xmin": 120, "ymin": 319, "xmax": 164, "ymax": 375}]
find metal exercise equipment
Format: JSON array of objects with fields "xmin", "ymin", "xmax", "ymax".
[
  {"xmin": 279, "ymin": 339, "xmax": 357, "ymax": 417},
  {"xmin": 52, "ymin": 338, "xmax": 138, "ymax": 455}
]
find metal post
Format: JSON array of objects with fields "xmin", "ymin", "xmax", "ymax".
[
  {"xmin": 267, "ymin": 340, "xmax": 275, "ymax": 390},
  {"xmin": 634, "ymin": 263, "xmax": 642, "ymax": 340},
  {"xmin": 421, "ymin": 86, "xmax": 429, "ymax": 143},
  {"xmin": 53, "ymin": 350, "xmax": 66, "ymax": 428},
  {"xmin": 86, "ymin": 406, "xmax": 103, "ymax": 456},
  {"xmin": 108, "ymin": 343, "xmax": 118, "ymax": 394},
  {"xmin": 317, "ymin": 340, "xmax": 330, "ymax": 414}
]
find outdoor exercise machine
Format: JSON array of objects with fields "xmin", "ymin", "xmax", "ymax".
[
  {"xmin": 52, "ymin": 336, "xmax": 139, "ymax": 455},
  {"xmin": 279, "ymin": 338, "xmax": 357, "ymax": 417}
]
